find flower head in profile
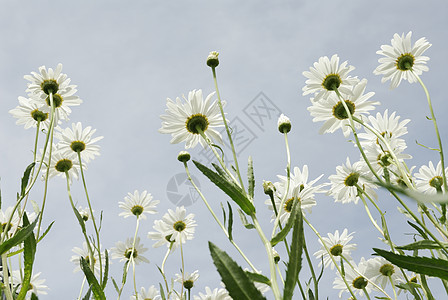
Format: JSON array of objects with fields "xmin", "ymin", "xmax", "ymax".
[
  {"xmin": 369, "ymin": 257, "xmax": 403, "ymax": 289},
  {"xmin": 12, "ymin": 270, "xmax": 49, "ymax": 299},
  {"xmin": 9, "ymin": 96, "xmax": 52, "ymax": 130},
  {"xmin": 313, "ymin": 229, "xmax": 357, "ymax": 270},
  {"xmin": 333, "ymin": 257, "xmax": 376, "ymax": 298},
  {"xmin": 70, "ymin": 242, "xmax": 105, "ymax": 276},
  {"xmin": 131, "ymin": 286, "xmax": 161, "ymax": 300},
  {"xmin": 159, "ymin": 89, "xmax": 225, "ymax": 149},
  {"xmin": 374, "ymin": 31, "xmax": 431, "ymax": 88},
  {"xmin": 40, "ymin": 145, "xmax": 82, "ymax": 183},
  {"xmin": 328, "ymin": 157, "xmax": 377, "ymax": 204},
  {"xmin": 193, "ymin": 287, "xmax": 231, "ymax": 300},
  {"xmin": 110, "ymin": 237, "xmax": 149, "ymax": 264},
  {"xmin": 0, "ymin": 206, "xmax": 21, "ymax": 238},
  {"xmin": 175, "ymin": 270, "xmax": 200, "ymax": 290},
  {"xmin": 308, "ymin": 79, "xmax": 379, "ymax": 137},
  {"xmin": 119, "ymin": 190, "xmax": 159, "ymax": 220},
  {"xmin": 303, "ymin": 54, "xmax": 358, "ymax": 102},
  {"xmin": 56, "ymin": 122, "xmax": 103, "ymax": 163},
  {"xmin": 414, "ymin": 161, "xmax": 448, "ymax": 194}
]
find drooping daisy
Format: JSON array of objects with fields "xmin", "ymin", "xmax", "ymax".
[
  {"xmin": 159, "ymin": 89, "xmax": 225, "ymax": 149},
  {"xmin": 70, "ymin": 242, "xmax": 105, "ymax": 276},
  {"xmin": 302, "ymin": 54, "xmax": 358, "ymax": 103},
  {"xmin": 193, "ymin": 287, "xmax": 231, "ymax": 300},
  {"xmin": 131, "ymin": 286, "xmax": 161, "ymax": 300},
  {"xmin": 368, "ymin": 257, "xmax": 403, "ymax": 289},
  {"xmin": 12, "ymin": 270, "xmax": 49, "ymax": 299},
  {"xmin": 313, "ymin": 229, "xmax": 357, "ymax": 270},
  {"xmin": 265, "ymin": 165, "xmax": 326, "ymax": 224},
  {"xmin": 328, "ymin": 157, "xmax": 377, "ymax": 204},
  {"xmin": 308, "ymin": 79, "xmax": 379, "ymax": 137},
  {"xmin": 39, "ymin": 145, "xmax": 82, "ymax": 183},
  {"xmin": 56, "ymin": 122, "xmax": 103, "ymax": 163},
  {"xmin": 414, "ymin": 161, "xmax": 448, "ymax": 194},
  {"xmin": 175, "ymin": 270, "xmax": 200, "ymax": 290},
  {"xmin": 9, "ymin": 96, "xmax": 52, "ymax": 130},
  {"xmin": 374, "ymin": 31, "xmax": 431, "ymax": 89},
  {"xmin": 333, "ymin": 257, "xmax": 377, "ymax": 298},
  {"xmin": 119, "ymin": 190, "xmax": 159, "ymax": 220},
  {"xmin": 110, "ymin": 237, "xmax": 149, "ymax": 264}
]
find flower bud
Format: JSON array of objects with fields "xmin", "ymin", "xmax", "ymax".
[
  {"xmin": 177, "ymin": 151, "xmax": 191, "ymax": 163},
  {"xmin": 277, "ymin": 114, "xmax": 291, "ymax": 133},
  {"xmin": 263, "ymin": 180, "xmax": 275, "ymax": 197},
  {"xmin": 206, "ymin": 51, "xmax": 219, "ymax": 68}
]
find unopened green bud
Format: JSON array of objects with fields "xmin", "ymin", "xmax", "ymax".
[
  {"xmin": 263, "ymin": 180, "xmax": 276, "ymax": 196},
  {"xmin": 278, "ymin": 114, "xmax": 291, "ymax": 133},
  {"xmin": 177, "ymin": 151, "xmax": 191, "ymax": 163},
  {"xmin": 207, "ymin": 51, "xmax": 219, "ymax": 68}
]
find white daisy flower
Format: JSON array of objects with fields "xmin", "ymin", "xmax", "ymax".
[
  {"xmin": 158, "ymin": 206, "xmax": 196, "ymax": 245},
  {"xmin": 308, "ymin": 79, "xmax": 379, "ymax": 137},
  {"xmin": 313, "ymin": 229, "xmax": 357, "ymax": 270},
  {"xmin": 0, "ymin": 206, "xmax": 21, "ymax": 239},
  {"xmin": 39, "ymin": 145, "xmax": 82, "ymax": 183},
  {"xmin": 266, "ymin": 165, "xmax": 326, "ymax": 224},
  {"xmin": 147, "ymin": 219, "xmax": 178, "ymax": 249},
  {"xmin": 110, "ymin": 237, "xmax": 149, "ymax": 264},
  {"xmin": 193, "ymin": 287, "xmax": 231, "ymax": 300},
  {"xmin": 77, "ymin": 206, "xmax": 93, "ymax": 222},
  {"xmin": 302, "ymin": 54, "xmax": 358, "ymax": 102},
  {"xmin": 70, "ymin": 242, "xmax": 105, "ymax": 276},
  {"xmin": 9, "ymin": 96, "xmax": 52, "ymax": 130},
  {"xmin": 159, "ymin": 89, "xmax": 225, "ymax": 149},
  {"xmin": 333, "ymin": 257, "xmax": 377, "ymax": 298},
  {"xmin": 131, "ymin": 286, "xmax": 161, "ymax": 300},
  {"xmin": 56, "ymin": 122, "xmax": 103, "ymax": 163},
  {"xmin": 374, "ymin": 31, "xmax": 431, "ymax": 88},
  {"xmin": 368, "ymin": 257, "xmax": 403, "ymax": 289},
  {"xmin": 414, "ymin": 161, "xmax": 448, "ymax": 194},
  {"xmin": 328, "ymin": 157, "xmax": 377, "ymax": 204},
  {"xmin": 175, "ymin": 270, "xmax": 200, "ymax": 290},
  {"xmin": 12, "ymin": 270, "xmax": 49, "ymax": 299},
  {"xmin": 119, "ymin": 190, "xmax": 159, "ymax": 220}
]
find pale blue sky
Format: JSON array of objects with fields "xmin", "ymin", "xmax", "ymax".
[{"xmin": 1, "ymin": 1, "xmax": 447, "ymax": 298}]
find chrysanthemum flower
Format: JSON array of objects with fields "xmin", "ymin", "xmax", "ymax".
[
  {"xmin": 368, "ymin": 257, "xmax": 403, "ymax": 289},
  {"xmin": 159, "ymin": 89, "xmax": 224, "ymax": 149},
  {"xmin": 147, "ymin": 219, "xmax": 178, "ymax": 249},
  {"xmin": 0, "ymin": 206, "xmax": 21, "ymax": 239},
  {"xmin": 56, "ymin": 122, "xmax": 103, "ymax": 163},
  {"xmin": 70, "ymin": 242, "xmax": 105, "ymax": 276},
  {"xmin": 9, "ymin": 96, "xmax": 52, "ymax": 130},
  {"xmin": 40, "ymin": 145, "xmax": 82, "ymax": 183},
  {"xmin": 333, "ymin": 257, "xmax": 377, "ymax": 298},
  {"xmin": 308, "ymin": 79, "xmax": 379, "ymax": 137},
  {"xmin": 265, "ymin": 165, "xmax": 326, "ymax": 224},
  {"xmin": 374, "ymin": 31, "xmax": 431, "ymax": 88},
  {"xmin": 12, "ymin": 270, "xmax": 49, "ymax": 298},
  {"xmin": 414, "ymin": 161, "xmax": 448, "ymax": 194},
  {"xmin": 193, "ymin": 287, "xmax": 231, "ymax": 300},
  {"xmin": 110, "ymin": 237, "xmax": 149, "ymax": 264},
  {"xmin": 313, "ymin": 229, "xmax": 357, "ymax": 270},
  {"xmin": 119, "ymin": 190, "xmax": 159, "ymax": 220},
  {"xmin": 131, "ymin": 286, "xmax": 161, "ymax": 300},
  {"xmin": 175, "ymin": 270, "xmax": 200, "ymax": 290},
  {"xmin": 328, "ymin": 157, "xmax": 377, "ymax": 204},
  {"xmin": 302, "ymin": 54, "xmax": 358, "ymax": 102},
  {"xmin": 77, "ymin": 206, "xmax": 93, "ymax": 222}
]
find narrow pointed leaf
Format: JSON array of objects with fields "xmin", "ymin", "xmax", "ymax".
[
  {"xmin": 209, "ymin": 242, "xmax": 266, "ymax": 300},
  {"xmin": 20, "ymin": 163, "xmax": 35, "ymax": 197},
  {"xmin": 375, "ymin": 181, "xmax": 448, "ymax": 203},
  {"xmin": 159, "ymin": 282, "xmax": 166, "ymax": 300},
  {"xmin": 80, "ymin": 257, "xmax": 106, "ymax": 300},
  {"xmin": 237, "ymin": 209, "xmax": 255, "ymax": 229},
  {"xmin": 82, "ymin": 288, "xmax": 92, "ymax": 300},
  {"xmin": 245, "ymin": 271, "xmax": 271, "ymax": 286},
  {"xmin": 30, "ymin": 293, "xmax": 39, "ymax": 300},
  {"xmin": 247, "ymin": 156, "xmax": 255, "ymax": 199},
  {"xmin": 407, "ymin": 221, "xmax": 429, "ymax": 239},
  {"xmin": 227, "ymin": 202, "xmax": 233, "ymax": 241},
  {"xmin": 102, "ymin": 250, "xmax": 109, "ymax": 290},
  {"xmin": 193, "ymin": 160, "xmax": 255, "ymax": 214},
  {"xmin": 16, "ymin": 213, "xmax": 36, "ymax": 300},
  {"xmin": 373, "ymin": 248, "xmax": 448, "ymax": 280},
  {"xmin": 0, "ymin": 213, "xmax": 39, "ymax": 255},
  {"xmin": 396, "ymin": 240, "xmax": 448, "ymax": 251},
  {"xmin": 284, "ymin": 202, "xmax": 303, "ymax": 300},
  {"xmin": 270, "ymin": 199, "xmax": 299, "ymax": 247}
]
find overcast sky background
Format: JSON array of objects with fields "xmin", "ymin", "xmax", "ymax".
[{"xmin": 1, "ymin": 0, "xmax": 448, "ymax": 298}]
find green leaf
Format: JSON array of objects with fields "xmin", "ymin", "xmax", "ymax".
[
  {"xmin": 227, "ymin": 202, "xmax": 233, "ymax": 241},
  {"xmin": 245, "ymin": 271, "xmax": 271, "ymax": 286},
  {"xmin": 82, "ymin": 288, "xmax": 92, "ymax": 300},
  {"xmin": 237, "ymin": 209, "xmax": 255, "ymax": 229},
  {"xmin": 102, "ymin": 250, "xmax": 109, "ymax": 290},
  {"xmin": 209, "ymin": 242, "xmax": 266, "ymax": 300},
  {"xmin": 247, "ymin": 156, "xmax": 255, "ymax": 199},
  {"xmin": 80, "ymin": 257, "xmax": 106, "ymax": 300},
  {"xmin": 375, "ymin": 181, "xmax": 448, "ymax": 204},
  {"xmin": 30, "ymin": 293, "xmax": 39, "ymax": 300},
  {"xmin": 193, "ymin": 160, "xmax": 255, "ymax": 214},
  {"xmin": 0, "ymin": 213, "xmax": 39, "ymax": 256},
  {"xmin": 111, "ymin": 277, "xmax": 120, "ymax": 294},
  {"xmin": 37, "ymin": 221, "xmax": 54, "ymax": 243},
  {"xmin": 283, "ymin": 202, "xmax": 303, "ymax": 300},
  {"xmin": 396, "ymin": 240, "xmax": 448, "ymax": 251},
  {"xmin": 20, "ymin": 162, "xmax": 35, "ymax": 197},
  {"xmin": 16, "ymin": 213, "xmax": 37, "ymax": 300},
  {"xmin": 271, "ymin": 198, "xmax": 300, "ymax": 247},
  {"xmin": 159, "ymin": 282, "xmax": 166, "ymax": 300},
  {"xmin": 407, "ymin": 221, "xmax": 429, "ymax": 240},
  {"xmin": 373, "ymin": 248, "xmax": 448, "ymax": 280}
]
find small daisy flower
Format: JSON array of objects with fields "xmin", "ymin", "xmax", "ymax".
[
  {"xmin": 368, "ymin": 257, "xmax": 403, "ymax": 289},
  {"xmin": 308, "ymin": 79, "xmax": 379, "ymax": 137},
  {"xmin": 147, "ymin": 219, "xmax": 178, "ymax": 249},
  {"xmin": 302, "ymin": 54, "xmax": 358, "ymax": 102},
  {"xmin": 333, "ymin": 257, "xmax": 377, "ymax": 298},
  {"xmin": 70, "ymin": 242, "xmax": 105, "ymax": 276},
  {"xmin": 77, "ymin": 206, "xmax": 93, "ymax": 222},
  {"xmin": 9, "ymin": 96, "xmax": 52, "ymax": 130},
  {"xmin": 328, "ymin": 157, "xmax": 377, "ymax": 204},
  {"xmin": 131, "ymin": 286, "xmax": 161, "ymax": 300},
  {"xmin": 266, "ymin": 165, "xmax": 326, "ymax": 224},
  {"xmin": 175, "ymin": 270, "xmax": 200, "ymax": 290},
  {"xmin": 56, "ymin": 122, "xmax": 103, "ymax": 163},
  {"xmin": 193, "ymin": 287, "xmax": 231, "ymax": 300},
  {"xmin": 374, "ymin": 31, "xmax": 431, "ymax": 88},
  {"xmin": 159, "ymin": 89, "xmax": 225, "ymax": 149},
  {"xmin": 159, "ymin": 206, "xmax": 196, "ymax": 245},
  {"xmin": 313, "ymin": 229, "xmax": 357, "ymax": 270},
  {"xmin": 414, "ymin": 161, "xmax": 448, "ymax": 194},
  {"xmin": 119, "ymin": 190, "xmax": 159, "ymax": 220},
  {"xmin": 111, "ymin": 237, "xmax": 149, "ymax": 264},
  {"xmin": 12, "ymin": 270, "xmax": 49, "ymax": 299},
  {"xmin": 40, "ymin": 145, "xmax": 82, "ymax": 183},
  {"xmin": 0, "ymin": 206, "xmax": 21, "ymax": 239}
]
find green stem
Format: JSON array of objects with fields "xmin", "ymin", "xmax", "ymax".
[
  {"xmin": 1, "ymin": 254, "xmax": 13, "ymax": 300},
  {"xmin": 302, "ymin": 233, "xmax": 318, "ymax": 299}
]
